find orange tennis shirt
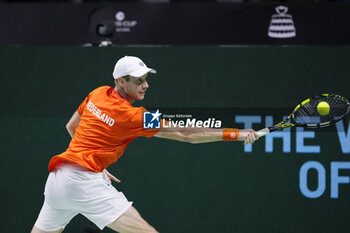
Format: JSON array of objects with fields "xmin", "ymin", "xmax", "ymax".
[{"xmin": 48, "ymin": 86, "xmax": 162, "ymax": 172}]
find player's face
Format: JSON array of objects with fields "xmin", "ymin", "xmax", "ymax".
[{"xmin": 124, "ymin": 74, "xmax": 149, "ymax": 102}]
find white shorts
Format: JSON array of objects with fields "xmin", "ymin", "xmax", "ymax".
[{"xmin": 34, "ymin": 164, "xmax": 132, "ymax": 231}]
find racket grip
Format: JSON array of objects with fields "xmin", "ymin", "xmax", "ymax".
[{"xmin": 256, "ymin": 128, "xmax": 270, "ymax": 138}]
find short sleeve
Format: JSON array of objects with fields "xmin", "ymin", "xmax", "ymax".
[{"xmin": 77, "ymin": 92, "xmax": 92, "ymax": 115}]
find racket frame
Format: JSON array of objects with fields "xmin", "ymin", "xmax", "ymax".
[{"xmin": 257, "ymin": 94, "xmax": 350, "ymax": 137}]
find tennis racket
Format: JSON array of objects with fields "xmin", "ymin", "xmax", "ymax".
[{"xmin": 257, "ymin": 94, "xmax": 350, "ymax": 138}]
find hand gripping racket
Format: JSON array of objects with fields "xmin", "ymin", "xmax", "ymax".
[{"xmin": 257, "ymin": 94, "xmax": 350, "ymax": 138}]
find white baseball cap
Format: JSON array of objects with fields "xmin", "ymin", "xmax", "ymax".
[{"xmin": 112, "ymin": 56, "xmax": 156, "ymax": 79}]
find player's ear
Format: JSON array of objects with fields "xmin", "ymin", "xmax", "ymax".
[{"xmin": 116, "ymin": 77, "xmax": 125, "ymax": 87}]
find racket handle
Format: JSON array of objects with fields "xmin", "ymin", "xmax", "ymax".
[{"xmin": 256, "ymin": 128, "xmax": 270, "ymax": 138}]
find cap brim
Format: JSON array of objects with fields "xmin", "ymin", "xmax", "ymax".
[{"xmin": 129, "ymin": 67, "xmax": 157, "ymax": 78}]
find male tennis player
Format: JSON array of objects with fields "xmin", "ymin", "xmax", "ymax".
[{"xmin": 31, "ymin": 56, "xmax": 258, "ymax": 233}]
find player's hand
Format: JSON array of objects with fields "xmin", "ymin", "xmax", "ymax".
[
  {"xmin": 103, "ymin": 169, "xmax": 121, "ymax": 183},
  {"xmin": 238, "ymin": 129, "xmax": 259, "ymax": 145}
]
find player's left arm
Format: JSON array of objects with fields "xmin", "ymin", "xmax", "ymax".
[
  {"xmin": 154, "ymin": 127, "xmax": 258, "ymax": 144},
  {"xmin": 66, "ymin": 111, "xmax": 81, "ymax": 138}
]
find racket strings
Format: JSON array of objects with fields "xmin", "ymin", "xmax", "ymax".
[
  {"xmin": 294, "ymin": 96, "xmax": 349, "ymax": 125},
  {"xmin": 295, "ymin": 104, "xmax": 319, "ymax": 124},
  {"xmin": 330, "ymin": 97, "xmax": 349, "ymax": 120}
]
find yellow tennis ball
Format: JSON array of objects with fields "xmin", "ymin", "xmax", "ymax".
[{"xmin": 317, "ymin": 101, "xmax": 330, "ymax": 116}]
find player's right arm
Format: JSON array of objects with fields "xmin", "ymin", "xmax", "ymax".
[
  {"xmin": 66, "ymin": 111, "xmax": 81, "ymax": 138},
  {"xmin": 154, "ymin": 127, "xmax": 258, "ymax": 144}
]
